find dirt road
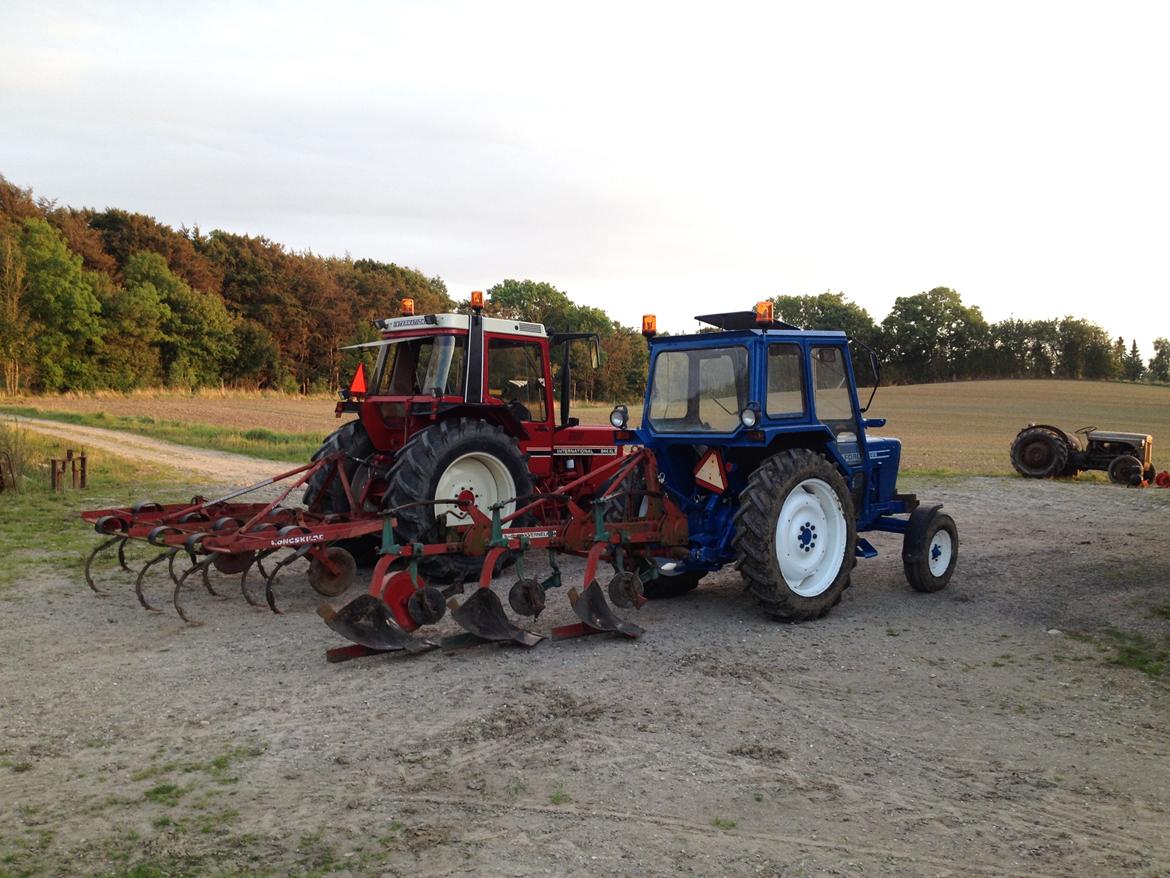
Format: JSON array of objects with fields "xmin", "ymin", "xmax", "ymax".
[
  {"xmin": 8, "ymin": 414, "xmax": 286, "ymax": 485},
  {"xmin": 1, "ymin": 446, "xmax": 1169, "ymax": 875}
]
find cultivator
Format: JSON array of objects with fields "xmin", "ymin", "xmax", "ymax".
[{"xmin": 81, "ymin": 443, "xmax": 684, "ymax": 655}]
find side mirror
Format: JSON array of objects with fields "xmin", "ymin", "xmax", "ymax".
[
  {"xmin": 591, "ymin": 337, "xmax": 601, "ymax": 369},
  {"xmin": 864, "ymin": 417, "xmax": 886, "ymax": 429}
]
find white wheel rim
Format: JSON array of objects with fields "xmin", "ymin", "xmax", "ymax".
[
  {"xmin": 928, "ymin": 529, "xmax": 953, "ymax": 577},
  {"xmin": 434, "ymin": 452, "xmax": 517, "ymax": 524},
  {"xmin": 774, "ymin": 478, "xmax": 847, "ymax": 597}
]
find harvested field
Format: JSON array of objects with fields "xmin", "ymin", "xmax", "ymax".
[{"xmin": 7, "ymin": 379, "xmax": 1170, "ymax": 475}]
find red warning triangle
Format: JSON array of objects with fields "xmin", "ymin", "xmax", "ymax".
[
  {"xmin": 348, "ymin": 362, "xmax": 367, "ymax": 395},
  {"xmin": 693, "ymin": 448, "xmax": 727, "ymax": 493}
]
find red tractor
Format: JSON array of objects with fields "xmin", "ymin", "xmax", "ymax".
[{"xmin": 303, "ymin": 294, "xmax": 620, "ymax": 582}]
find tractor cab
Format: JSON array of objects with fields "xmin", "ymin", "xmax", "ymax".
[
  {"xmin": 614, "ymin": 303, "xmax": 924, "ymax": 578},
  {"xmin": 337, "ymin": 295, "xmax": 617, "ymax": 491}
]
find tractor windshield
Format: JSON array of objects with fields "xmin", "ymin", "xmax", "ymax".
[
  {"xmin": 647, "ymin": 346, "xmax": 749, "ymax": 433},
  {"xmin": 376, "ymin": 335, "xmax": 466, "ymax": 396}
]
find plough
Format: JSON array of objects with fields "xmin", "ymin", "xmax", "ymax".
[{"xmin": 81, "ymin": 442, "xmax": 683, "ymax": 655}]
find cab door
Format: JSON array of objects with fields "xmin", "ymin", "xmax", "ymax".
[
  {"xmin": 484, "ymin": 335, "xmax": 555, "ymax": 476},
  {"xmin": 809, "ymin": 344, "xmax": 866, "ymax": 472}
]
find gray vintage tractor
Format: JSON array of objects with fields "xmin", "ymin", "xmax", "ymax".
[{"xmin": 1010, "ymin": 424, "xmax": 1156, "ymax": 485}]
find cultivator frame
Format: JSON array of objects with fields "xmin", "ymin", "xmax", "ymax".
[
  {"xmin": 82, "ymin": 454, "xmax": 384, "ymax": 624},
  {"xmin": 81, "ymin": 443, "xmax": 687, "ymax": 654}
]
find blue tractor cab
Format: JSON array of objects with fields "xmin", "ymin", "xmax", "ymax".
[{"xmin": 609, "ymin": 304, "xmax": 957, "ymax": 620}]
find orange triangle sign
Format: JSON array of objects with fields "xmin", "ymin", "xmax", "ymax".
[{"xmin": 349, "ymin": 362, "xmax": 367, "ymax": 395}]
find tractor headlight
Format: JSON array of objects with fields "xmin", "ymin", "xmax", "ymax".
[
  {"xmin": 739, "ymin": 403, "xmax": 760, "ymax": 429},
  {"xmin": 609, "ymin": 405, "xmax": 629, "ymax": 429}
]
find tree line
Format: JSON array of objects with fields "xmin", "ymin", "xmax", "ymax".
[
  {"xmin": 773, "ymin": 288, "xmax": 1169, "ymax": 385},
  {"xmin": 2, "ymin": 175, "xmax": 1166, "ymax": 402}
]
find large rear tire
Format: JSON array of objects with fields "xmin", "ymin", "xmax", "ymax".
[
  {"xmin": 733, "ymin": 449, "xmax": 856, "ymax": 622},
  {"xmin": 302, "ymin": 420, "xmax": 381, "ymax": 565},
  {"xmin": 1010, "ymin": 427, "xmax": 1070, "ymax": 479},
  {"xmin": 384, "ymin": 419, "xmax": 533, "ymax": 584}
]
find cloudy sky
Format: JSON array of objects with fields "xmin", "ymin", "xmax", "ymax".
[{"xmin": 2, "ymin": 1, "xmax": 1167, "ymax": 351}]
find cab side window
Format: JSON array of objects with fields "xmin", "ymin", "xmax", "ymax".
[
  {"xmin": 487, "ymin": 339, "xmax": 548, "ymax": 422},
  {"xmin": 811, "ymin": 345, "xmax": 856, "ymax": 435},
  {"xmin": 766, "ymin": 344, "xmax": 805, "ymax": 417}
]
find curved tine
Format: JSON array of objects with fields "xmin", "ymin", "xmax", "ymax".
[
  {"xmin": 173, "ymin": 557, "xmax": 213, "ymax": 626},
  {"xmin": 264, "ymin": 551, "xmax": 305, "ymax": 616},
  {"xmin": 135, "ymin": 549, "xmax": 178, "ymax": 612},
  {"xmin": 201, "ymin": 558, "xmax": 224, "ymax": 599},
  {"xmin": 84, "ymin": 536, "xmax": 123, "ymax": 595},
  {"xmin": 167, "ymin": 548, "xmax": 189, "ymax": 587},
  {"xmin": 116, "ymin": 537, "xmax": 132, "ymax": 572},
  {"xmin": 240, "ymin": 549, "xmax": 276, "ymax": 607}
]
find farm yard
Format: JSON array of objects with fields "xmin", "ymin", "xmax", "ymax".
[{"xmin": 1, "ymin": 380, "xmax": 1169, "ymax": 876}]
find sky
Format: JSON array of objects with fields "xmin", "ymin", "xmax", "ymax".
[{"xmin": 1, "ymin": 0, "xmax": 1168, "ymax": 353}]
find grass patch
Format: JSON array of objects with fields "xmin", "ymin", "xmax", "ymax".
[
  {"xmin": 0, "ymin": 423, "xmax": 192, "ymax": 591},
  {"xmin": 1151, "ymin": 604, "xmax": 1170, "ymax": 621},
  {"xmin": 0, "ymin": 406, "xmax": 325, "ymax": 463},
  {"xmin": 1105, "ymin": 630, "xmax": 1170, "ymax": 678},
  {"xmin": 143, "ymin": 783, "xmax": 185, "ymax": 806},
  {"xmin": 711, "ymin": 816, "xmax": 738, "ymax": 831},
  {"xmin": 549, "ymin": 786, "xmax": 571, "ymax": 805}
]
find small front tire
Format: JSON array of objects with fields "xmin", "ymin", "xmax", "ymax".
[{"xmin": 903, "ymin": 511, "xmax": 958, "ymax": 593}]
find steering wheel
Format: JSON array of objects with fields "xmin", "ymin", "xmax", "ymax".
[{"xmin": 506, "ymin": 400, "xmax": 533, "ymax": 422}]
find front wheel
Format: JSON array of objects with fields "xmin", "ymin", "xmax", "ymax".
[
  {"xmin": 733, "ymin": 449, "xmax": 856, "ymax": 621},
  {"xmin": 903, "ymin": 510, "xmax": 958, "ymax": 593}
]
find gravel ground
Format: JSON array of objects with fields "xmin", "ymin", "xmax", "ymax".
[{"xmin": 2, "ymin": 468, "xmax": 1169, "ymax": 877}]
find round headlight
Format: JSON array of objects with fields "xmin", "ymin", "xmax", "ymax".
[
  {"xmin": 740, "ymin": 406, "xmax": 758, "ymax": 428},
  {"xmin": 609, "ymin": 405, "xmax": 628, "ymax": 429}
]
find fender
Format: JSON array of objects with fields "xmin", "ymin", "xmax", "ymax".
[{"xmin": 901, "ymin": 503, "xmax": 943, "ymax": 564}]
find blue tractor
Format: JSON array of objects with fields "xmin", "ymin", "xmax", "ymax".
[{"xmin": 608, "ymin": 304, "xmax": 958, "ymax": 621}]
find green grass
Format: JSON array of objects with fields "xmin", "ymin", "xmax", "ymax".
[
  {"xmin": 0, "ymin": 405, "xmax": 325, "ymax": 463},
  {"xmin": 1105, "ymin": 630, "xmax": 1170, "ymax": 678},
  {"xmin": 549, "ymin": 786, "xmax": 571, "ymax": 805},
  {"xmin": 0, "ymin": 422, "xmax": 192, "ymax": 591},
  {"xmin": 711, "ymin": 816, "xmax": 738, "ymax": 831}
]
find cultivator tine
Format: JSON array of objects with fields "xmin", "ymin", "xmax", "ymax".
[
  {"xmin": 116, "ymin": 537, "xmax": 131, "ymax": 572},
  {"xmin": 318, "ymin": 595, "xmax": 437, "ymax": 656},
  {"xmin": 84, "ymin": 536, "xmax": 123, "ymax": 595},
  {"xmin": 200, "ymin": 562, "xmax": 223, "ymax": 598},
  {"xmin": 173, "ymin": 557, "xmax": 214, "ymax": 626},
  {"xmin": 240, "ymin": 550, "xmax": 277, "ymax": 607},
  {"xmin": 264, "ymin": 548, "xmax": 312, "ymax": 615},
  {"xmin": 135, "ymin": 549, "xmax": 178, "ymax": 612},
  {"xmin": 449, "ymin": 588, "xmax": 544, "ymax": 647},
  {"xmin": 167, "ymin": 549, "xmax": 185, "ymax": 587},
  {"xmin": 566, "ymin": 580, "xmax": 644, "ymax": 639}
]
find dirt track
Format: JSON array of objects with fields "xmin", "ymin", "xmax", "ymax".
[
  {"xmin": 8, "ymin": 415, "xmax": 286, "ymax": 484},
  {"xmin": 2, "ymin": 440, "xmax": 1170, "ymax": 875}
]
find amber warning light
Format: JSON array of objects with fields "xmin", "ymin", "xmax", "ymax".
[
  {"xmin": 400, "ymin": 297, "xmax": 415, "ymax": 316},
  {"xmin": 754, "ymin": 301, "xmax": 774, "ymax": 324},
  {"xmin": 470, "ymin": 290, "xmax": 485, "ymax": 311},
  {"xmin": 642, "ymin": 315, "xmax": 657, "ymax": 337}
]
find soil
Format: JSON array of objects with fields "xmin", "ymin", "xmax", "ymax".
[{"xmin": 2, "ymin": 435, "xmax": 1169, "ymax": 876}]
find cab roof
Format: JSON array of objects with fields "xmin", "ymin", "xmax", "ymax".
[{"xmin": 376, "ymin": 313, "xmax": 547, "ymax": 338}]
